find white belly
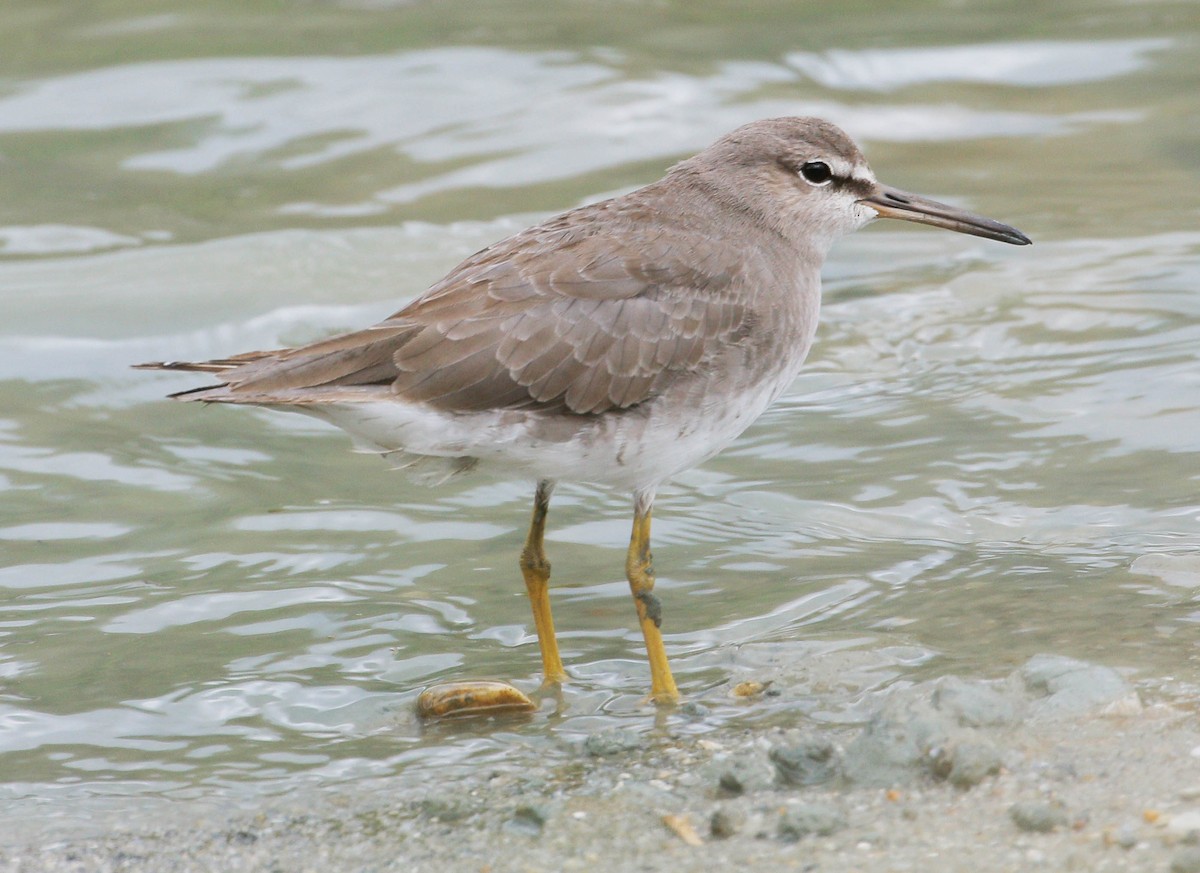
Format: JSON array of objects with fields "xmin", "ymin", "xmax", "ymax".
[
  {"xmin": 305, "ymin": 339, "xmax": 807, "ymax": 492},
  {"xmin": 297, "ymin": 273, "xmax": 821, "ymax": 492}
]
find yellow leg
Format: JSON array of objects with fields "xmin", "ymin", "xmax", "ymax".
[
  {"xmin": 625, "ymin": 491, "xmax": 680, "ymax": 704},
  {"xmin": 519, "ymin": 480, "xmax": 567, "ymax": 685}
]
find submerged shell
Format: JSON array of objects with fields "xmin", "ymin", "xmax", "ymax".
[{"xmin": 416, "ymin": 680, "xmax": 537, "ymax": 719}]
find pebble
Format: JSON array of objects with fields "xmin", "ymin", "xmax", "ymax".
[
  {"xmin": 842, "ymin": 696, "xmax": 954, "ymax": 787},
  {"xmin": 710, "ymin": 806, "xmax": 743, "ymax": 839},
  {"xmin": 1009, "ymin": 801, "xmax": 1069, "ymax": 833},
  {"xmin": 506, "ymin": 804, "xmax": 550, "ymax": 837},
  {"xmin": 1100, "ymin": 693, "xmax": 1144, "ymax": 716},
  {"xmin": 716, "ymin": 752, "xmax": 776, "ymax": 795},
  {"xmin": 584, "ymin": 728, "xmax": 641, "ymax": 757},
  {"xmin": 1019, "ymin": 655, "xmax": 1131, "ymax": 718},
  {"xmin": 1113, "ymin": 823, "xmax": 1139, "ymax": 849},
  {"xmin": 777, "ymin": 802, "xmax": 846, "ymax": 842},
  {"xmin": 1172, "ymin": 848, "xmax": 1200, "ymax": 873},
  {"xmin": 731, "ymin": 680, "xmax": 772, "ymax": 698},
  {"xmin": 937, "ymin": 742, "xmax": 1003, "ymax": 789},
  {"xmin": 416, "ymin": 797, "xmax": 471, "ymax": 823},
  {"xmin": 770, "ymin": 738, "xmax": 839, "ymax": 786},
  {"xmin": 1169, "ymin": 810, "xmax": 1200, "ymax": 837},
  {"xmin": 662, "ymin": 813, "xmax": 703, "ymax": 846},
  {"xmin": 932, "ymin": 677, "xmax": 1017, "ymax": 728}
]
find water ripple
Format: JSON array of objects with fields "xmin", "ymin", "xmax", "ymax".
[
  {"xmin": 785, "ymin": 39, "xmax": 1170, "ymax": 91},
  {"xmin": 0, "ymin": 4, "xmax": 1197, "ymax": 823}
]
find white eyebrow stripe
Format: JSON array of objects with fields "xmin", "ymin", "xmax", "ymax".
[{"xmin": 822, "ymin": 157, "xmax": 854, "ymax": 178}]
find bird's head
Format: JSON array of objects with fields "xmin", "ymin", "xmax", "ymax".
[{"xmin": 683, "ymin": 116, "xmax": 1031, "ymax": 256}]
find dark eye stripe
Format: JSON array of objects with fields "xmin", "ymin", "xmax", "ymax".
[{"xmin": 843, "ymin": 177, "xmax": 875, "ymax": 199}]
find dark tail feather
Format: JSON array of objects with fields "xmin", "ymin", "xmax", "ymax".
[
  {"xmin": 166, "ymin": 383, "xmax": 230, "ymax": 400},
  {"xmin": 134, "ymin": 361, "xmax": 236, "ymax": 400},
  {"xmin": 134, "ymin": 358, "xmax": 258, "ymax": 373}
]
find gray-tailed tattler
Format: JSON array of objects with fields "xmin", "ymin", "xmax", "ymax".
[{"xmin": 140, "ymin": 116, "xmax": 1031, "ymax": 709}]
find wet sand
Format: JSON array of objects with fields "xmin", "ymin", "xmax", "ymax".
[{"xmin": 6, "ymin": 654, "xmax": 1200, "ymax": 873}]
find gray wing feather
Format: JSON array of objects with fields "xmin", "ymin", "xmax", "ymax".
[{"xmin": 192, "ymin": 197, "xmax": 764, "ymax": 415}]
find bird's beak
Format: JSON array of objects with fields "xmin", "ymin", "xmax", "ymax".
[{"xmin": 862, "ymin": 184, "xmax": 1032, "ymax": 246}]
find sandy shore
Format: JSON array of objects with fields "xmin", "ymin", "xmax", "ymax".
[{"xmin": 4, "ymin": 655, "xmax": 1200, "ymax": 873}]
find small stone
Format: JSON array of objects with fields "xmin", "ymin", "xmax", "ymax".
[
  {"xmin": 1172, "ymin": 848, "xmax": 1200, "ymax": 873},
  {"xmin": 416, "ymin": 797, "xmax": 471, "ymax": 822},
  {"xmin": 842, "ymin": 696, "xmax": 955, "ymax": 787},
  {"xmin": 1113, "ymin": 824, "xmax": 1138, "ymax": 849},
  {"xmin": 662, "ymin": 814, "xmax": 703, "ymax": 846},
  {"xmin": 506, "ymin": 804, "xmax": 550, "ymax": 837},
  {"xmin": 710, "ymin": 806, "xmax": 743, "ymax": 839},
  {"xmin": 1009, "ymin": 801, "xmax": 1069, "ymax": 833},
  {"xmin": 777, "ymin": 802, "xmax": 846, "ymax": 841},
  {"xmin": 716, "ymin": 752, "xmax": 775, "ymax": 795},
  {"xmin": 936, "ymin": 742, "xmax": 1003, "ymax": 789},
  {"xmin": 731, "ymin": 680, "xmax": 772, "ymax": 698},
  {"xmin": 1168, "ymin": 810, "xmax": 1200, "ymax": 838},
  {"xmin": 1100, "ymin": 693, "xmax": 1144, "ymax": 717},
  {"xmin": 932, "ymin": 677, "xmax": 1018, "ymax": 727},
  {"xmin": 770, "ymin": 738, "xmax": 839, "ymax": 786},
  {"xmin": 1019, "ymin": 655, "xmax": 1131, "ymax": 717},
  {"xmin": 584, "ymin": 728, "xmax": 640, "ymax": 757},
  {"xmin": 739, "ymin": 811, "xmax": 770, "ymax": 839}
]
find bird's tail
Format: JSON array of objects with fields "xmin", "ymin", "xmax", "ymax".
[
  {"xmin": 133, "ymin": 352, "xmax": 281, "ymax": 400},
  {"xmin": 132, "ymin": 350, "xmax": 276, "ymax": 374}
]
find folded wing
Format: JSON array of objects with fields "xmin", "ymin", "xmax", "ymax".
[{"xmin": 150, "ymin": 198, "xmax": 764, "ymax": 416}]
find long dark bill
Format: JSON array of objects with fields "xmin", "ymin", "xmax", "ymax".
[{"xmin": 863, "ymin": 184, "xmax": 1032, "ymax": 246}]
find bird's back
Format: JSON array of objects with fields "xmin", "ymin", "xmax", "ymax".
[{"xmin": 157, "ymin": 170, "xmax": 816, "ymax": 422}]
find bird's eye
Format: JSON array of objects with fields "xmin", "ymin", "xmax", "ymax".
[{"xmin": 799, "ymin": 161, "xmax": 833, "ymax": 185}]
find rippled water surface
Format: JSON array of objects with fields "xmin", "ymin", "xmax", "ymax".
[{"xmin": 1, "ymin": 0, "xmax": 1198, "ymax": 830}]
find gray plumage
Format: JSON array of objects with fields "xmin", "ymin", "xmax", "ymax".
[{"xmin": 138, "ymin": 116, "xmax": 1030, "ymax": 703}]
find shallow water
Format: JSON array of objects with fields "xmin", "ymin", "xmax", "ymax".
[{"xmin": 1, "ymin": 0, "xmax": 1198, "ymax": 831}]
